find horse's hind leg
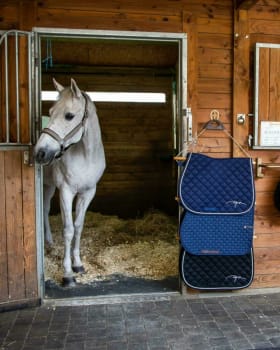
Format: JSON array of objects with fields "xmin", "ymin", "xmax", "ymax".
[
  {"xmin": 43, "ymin": 184, "xmax": 56, "ymax": 245},
  {"xmin": 72, "ymin": 188, "xmax": 96, "ymax": 273}
]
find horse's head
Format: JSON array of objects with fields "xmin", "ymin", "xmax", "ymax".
[{"xmin": 34, "ymin": 78, "xmax": 88, "ymax": 165}]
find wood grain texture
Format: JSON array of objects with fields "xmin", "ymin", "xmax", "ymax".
[
  {"xmin": 233, "ymin": 9, "xmax": 251, "ymax": 156},
  {"xmin": 0, "ymin": 152, "xmax": 8, "ymax": 302},
  {"xmin": 22, "ymin": 159, "xmax": 37, "ymax": 299},
  {"xmin": 1, "ymin": 0, "xmax": 280, "ymax": 294},
  {"xmin": 36, "ymin": 7, "xmax": 182, "ymax": 32},
  {"xmin": 5, "ymin": 151, "xmax": 25, "ymax": 301}
]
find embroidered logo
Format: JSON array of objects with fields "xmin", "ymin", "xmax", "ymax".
[
  {"xmin": 225, "ymin": 200, "xmax": 247, "ymax": 208},
  {"xmin": 225, "ymin": 275, "xmax": 247, "ymax": 283},
  {"xmin": 200, "ymin": 249, "xmax": 220, "ymax": 255}
]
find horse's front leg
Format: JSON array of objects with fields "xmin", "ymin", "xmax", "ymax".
[
  {"xmin": 43, "ymin": 184, "xmax": 56, "ymax": 246},
  {"xmin": 72, "ymin": 187, "xmax": 96, "ymax": 274},
  {"xmin": 59, "ymin": 187, "xmax": 76, "ymax": 287}
]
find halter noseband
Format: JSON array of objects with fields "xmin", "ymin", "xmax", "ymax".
[{"xmin": 41, "ymin": 92, "xmax": 88, "ymax": 159}]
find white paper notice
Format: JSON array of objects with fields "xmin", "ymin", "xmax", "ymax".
[{"xmin": 260, "ymin": 121, "xmax": 280, "ymax": 146}]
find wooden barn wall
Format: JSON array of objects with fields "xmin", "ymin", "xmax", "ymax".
[
  {"xmin": 1, "ymin": 0, "xmax": 280, "ymax": 293},
  {"xmin": 233, "ymin": 1, "xmax": 280, "ymax": 289}
]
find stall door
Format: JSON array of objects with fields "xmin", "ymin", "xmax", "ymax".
[{"xmin": 0, "ymin": 30, "xmax": 39, "ymax": 310}]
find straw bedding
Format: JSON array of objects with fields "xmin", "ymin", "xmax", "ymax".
[{"xmin": 45, "ymin": 210, "xmax": 178, "ymax": 284}]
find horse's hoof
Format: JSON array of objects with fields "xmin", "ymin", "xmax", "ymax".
[
  {"xmin": 45, "ymin": 241, "xmax": 53, "ymax": 253},
  {"xmin": 72, "ymin": 265, "xmax": 85, "ymax": 274},
  {"xmin": 62, "ymin": 277, "xmax": 76, "ymax": 287}
]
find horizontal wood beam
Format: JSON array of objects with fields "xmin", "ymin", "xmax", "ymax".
[
  {"xmin": 41, "ymin": 65, "xmax": 175, "ymax": 76},
  {"xmin": 235, "ymin": 0, "xmax": 259, "ymax": 10}
]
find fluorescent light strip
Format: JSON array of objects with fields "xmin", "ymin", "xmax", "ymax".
[{"xmin": 41, "ymin": 91, "xmax": 166, "ymax": 103}]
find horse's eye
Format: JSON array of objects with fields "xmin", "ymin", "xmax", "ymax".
[{"xmin": 65, "ymin": 112, "xmax": 75, "ymax": 121}]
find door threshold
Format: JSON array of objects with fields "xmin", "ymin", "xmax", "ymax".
[{"xmin": 43, "ymin": 290, "xmax": 180, "ymax": 307}]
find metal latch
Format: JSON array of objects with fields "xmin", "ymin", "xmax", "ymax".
[
  {"xmin": 186, "ymin": 107, "xmax": 193, "ymax": 141},
  {"xmin": 23, "ymin": 146, "xmax": 34, "ymax": 166},
  {"xmin": 237, "ymin": 113, "xmax": 246, "ymax": 125}
]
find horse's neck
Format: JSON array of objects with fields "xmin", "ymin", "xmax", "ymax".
[{"xmin": 79, "ymin": 105, "xmax": 104, "ymax": 162}]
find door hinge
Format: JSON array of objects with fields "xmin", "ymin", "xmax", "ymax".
[{"xmin": 34, "ymin": 56, "xmax": 39, "ymax": 67}]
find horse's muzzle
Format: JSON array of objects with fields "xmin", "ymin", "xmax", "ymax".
[{"xmin": 35, "ymin": 147, "xmax": 56, "ymax": 165}]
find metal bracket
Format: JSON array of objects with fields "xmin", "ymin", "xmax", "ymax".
[
  {"xmin": 255, "ymin": 157, "xmax": 280, "ymax": 178},
  {"xmin": 186, "ymin": 107, "xmax": 193, "ymax": 141},
  {"xmin": 256, "ymin": 157, "xmax": 264, "ymax": 178},
  {"xmin": 23, "ymin": 145, "xmax": 34, "ymax": 166}
]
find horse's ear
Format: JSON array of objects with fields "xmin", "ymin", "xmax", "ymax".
[
  {"xmin": 53, "ymin": 78, "xmax": 64, "ymax": 92},
  {"xmin": 70, "ymin": 78, "xmax": 82, "ymax": 98}
]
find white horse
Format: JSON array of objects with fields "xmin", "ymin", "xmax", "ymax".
[{"xmin": 34, "ymin": 78, "xmax": 106, "ymax": 287}]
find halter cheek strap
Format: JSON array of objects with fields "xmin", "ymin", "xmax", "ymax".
[{"xmin": 41, "ymin": 92, "xmax": 88, "ymax": 158}]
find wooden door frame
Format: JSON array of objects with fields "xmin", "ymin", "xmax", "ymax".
[
  {"xmin": 233, "ymin": 8, "xmax": 251, "ymax": 157},
  {"xmin": 33, "ymin": 27, "xmax": 188, "ymax": 299}
]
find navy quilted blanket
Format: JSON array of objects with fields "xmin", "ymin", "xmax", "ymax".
[
  {"xmin": 180, "ymin": 210, "xmax": 254, "ymax": 255},
  {"xmin": 179, "ymin": 153, "xmax": 255, "ymax": 256},
  {"xmin": 179, "ymin": 153, "xmax": 255, "ymax": 215},
  {"xmin": 180, "ymin": 248, "xmax": 254, "ymax": 290}
]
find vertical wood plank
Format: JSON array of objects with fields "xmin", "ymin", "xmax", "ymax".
[
  {"xmin": 5, "ymin": 151, "xmax": 25, "ymax": 300},
  {"xmin": 233, "ymin": 8, "xmax": 250, "ymax": 157},
  {"xmin": 0, "ymin": 151, "xmax": 8, "ymax": 302},
  {"xmin": 19, "ymin": 36, "xmax": 30, "ymax": 144},
  {"xmin": 7, "ymin": 36, "xmax": 17, "ymax": 143},
  {"xmin": 19, "ymin": 0, "xmax": 37, "ymax": 31},
  {"xmin": 22, "ymin": 159, "xmax": 38, "ymax": 298},
  {"xmin": 258, "ymin": 47, "xmax": 270, "ymax": 143},
  {"xmin": 183, "ymin": 11, "xmax": 198, "ymax": 135},
  {"xmin": 258, "ymin": 47, "xmax": 270, "ymax": 122},
  {"xmin": 18, "ymin": 0, "xmax": 36, "ymax": 144},
  {"xmin": 0, "ymin": 35, "xmax": 7, "ymax": 142},
  {"xmin": 269, "ymin": 48, "xmax": 280, "ymax": 121}
]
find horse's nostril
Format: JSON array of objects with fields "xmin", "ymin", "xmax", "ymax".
[
  {"xmin": 36, "ymin": 149, "xmax": 46, "ymax": 163},
  {"xmin": 35, "ymin": 147, "xmax": 56, "ymax": 165}
]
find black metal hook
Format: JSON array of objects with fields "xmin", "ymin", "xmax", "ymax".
[{"xmin": 203, "ymin": 119, "xmax": 224, "ymax": 130}]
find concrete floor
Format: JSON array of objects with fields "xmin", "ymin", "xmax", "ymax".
[{"xmin": 1, "ymin": 291, "xmax": 280, "ymax": 350}]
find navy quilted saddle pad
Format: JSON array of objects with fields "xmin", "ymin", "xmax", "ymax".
[
  {"xmin": 180, "ymin": 210, "xmax": 254, "ymax": 255},
  {"xmin": 180, "ymin": 248, "xmax": 254, "ymax": 290},
  {"xmin": 179, "ymin": 153, "xmax": 255, "ymax": 215},
  {"xmin": 179, "ymin": 153, "xmax": 255, "ymax": 256}
]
